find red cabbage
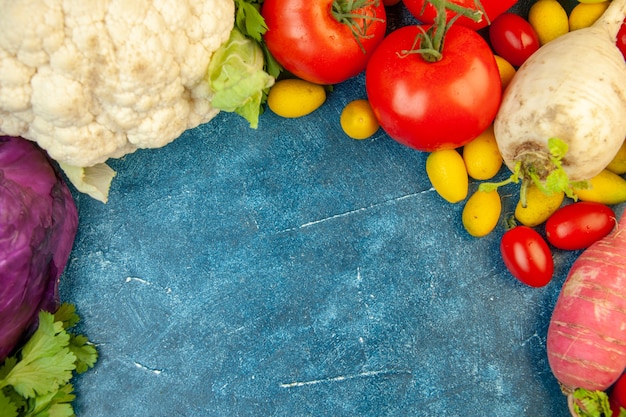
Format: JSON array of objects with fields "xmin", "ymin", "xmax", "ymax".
[{"xmin": 0, "ymin": 136, "xmax": 78, "ymax": 361}]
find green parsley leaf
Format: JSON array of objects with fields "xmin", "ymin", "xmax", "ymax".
[
  {"xmin": 68, "ymin": 335, "xmax": 97, "ymax": 375},
  {"xmin": 1, "ymin": 386, "xmax": 26, "ymax": 414},
  {"xmin": 0, "ymin": 304, "xmax": 97, "ymax": 417},
  {"xmin": 55, "ymin": 303, "xmax": 98, "ymax": 374},
  {"xmin": 23, "ymin": 383, "xmax": 75, "ymax": 417},
  {"xmin": 0, "ymin": 358, "xmax": 18, "ymax": 380},
  {"xmin": 53, "ymin": 304, "xmax": 80, "ymax": 330},
  {"xmin": 0, "ymin": 312, "xmax": 76, "ymax": 399},
  {"xmin": 234, "ymin": 0, "xmax": 267, "ymax": 42},
  {"xmin": 0, "ymin": 390, "xmax": 19, "ymax": 417}
]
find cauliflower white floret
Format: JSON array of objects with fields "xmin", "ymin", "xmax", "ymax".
[{"xmin": 0, "ymin": 0, "xmax": 235, "ymax": 168}]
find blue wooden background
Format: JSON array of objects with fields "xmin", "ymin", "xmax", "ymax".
[{"xmin": 60, "ymin": 1, "xmax": 618, "ymax": 415}]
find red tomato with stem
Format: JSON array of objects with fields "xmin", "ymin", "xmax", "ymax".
[
  {"xmin": 403, "ymin": 0, "xmax": 518, "ymax": 31},
  {"xmin": 261, "ymin": 0, "xmax": 387, "ymax": 85},
  {"xmin": 610, "ymin": 372, "xmax": 626, "ymax": 417},
  {"xmin": 489, "ymin": 13, "xmax": 540, "ymax": 67},
  {"xmin": 545, "ymin": 202, "xmax": 616, "ymax": 251},
  {"xmin": 365, "ymin": 24, "xmax": 501, "ymax": 152},
  {"xmin": 500, "ymin": 226, "xmax": 554, "ymax": 287}
]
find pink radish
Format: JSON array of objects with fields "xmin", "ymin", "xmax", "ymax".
[
  {"xmin": 546, "ymin": 211, "xmax": 626, "ymax": 393},
  {"xmin": 493, "ymin": 0, "xmax": 626, "ymax": 193}
]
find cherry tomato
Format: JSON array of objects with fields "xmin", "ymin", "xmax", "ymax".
[
  {"xmin": 365, "ymin": 24, "xmax": 501, "ymax": 152},
  {"xmin": 545, "ymin": 202, "xmax": 616, "ymax": 251},
  {"xmin": 403, "ymin": 0, "xmax": 518, "ymax": 31},
  {"xmin": 500, "ymin": 226, "xmax": 554, "ymax": 287},
  {"xmin": 617, "ymin": 21, "xmax": 626, "ymax": 60},
  {"xmin": 489, "ymin": 13, "xmax": 540, "ymax": 67},
  {"xmin": 383, "ymin": 0, "xmax": 401, "ymax": 5},
  {"xmin": 610, "ymin": 372, "xmax": 626, "ymax": 417},
  {"xmin": 261, "ymin": 0, "xmax": 387, "ymax": 85}
]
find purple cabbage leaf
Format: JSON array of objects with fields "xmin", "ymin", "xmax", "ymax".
[{"xmin": 0, "ymin": 136, "xmax": 78, "ymax": 362}]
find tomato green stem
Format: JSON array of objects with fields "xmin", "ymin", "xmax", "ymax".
[
  {"xmin": 397, "ymin": 0, "xmax": 484, "ymax": 62},
  {"xmin": 440, "ymin": 0, "xmax": 485, "ymax": 24},
  {"xmin": 479, "ymin": 138, "xmax": 589, "ymax": 208},
  {"xmin": 331, "ymin": 0, "xmax": 385, "ymax": 53},
  {"xmin": 398, "ymin": 26, "xmax": 442, "ymax": 62}
]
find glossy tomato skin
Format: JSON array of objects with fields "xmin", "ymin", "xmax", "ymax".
[
  {"xmin": 261, "ymin": 0, "xmax": 387, "ymax": 85},
  {"xmin": 500, "ymin": 226, "xmax": 554, "ymax": 287},
  {"xmin": 545, "ymin": 202, "xmax": 616, "ymax": 251},
  {"xmin": 617, "ymin": 21, "xmax": 626, "ymax": 60},
  {"xmin": 610, "ymin": 372, "xmax": 626, "ymax": 416},
  {"xmin": 489, "ymin": 13, "xmax": 540, "ymax": 67},
  {"xmin": 365, "ymin": 24, "xmax": 501, "ymax": 152},
  {"xmin": 403, "ymin": 0, "xmax": 518, "ymax": 31}
]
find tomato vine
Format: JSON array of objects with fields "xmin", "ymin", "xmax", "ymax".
[
  {"xmin": 331, "ymin": 0, "xmax": 386, "ymax": 53},
  {"xmin": 398, "ymin": 0, "xmax": 484, "ymax": 62}
]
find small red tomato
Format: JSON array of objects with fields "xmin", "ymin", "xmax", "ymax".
[
  {"xmin": 500, "ymin": 226, "xmax": 554, "ymax": 287},
  {"xmin": 545, "ymin": 202, "xmax": 616, "ymax": 251},
  {"xmin": 617, "ymin": 21, "xmax": 626, "ymax": 60},
  {"xmin": 610, "ymin": 372, "xmax": 626, "ymax": 416},
  {"xmin": 383, "ymin": 0, "xmax": 401, "ymax": 5},
  {"xmin": 489, "ymin": 13, "xmax": 540, "ymax": 67}
]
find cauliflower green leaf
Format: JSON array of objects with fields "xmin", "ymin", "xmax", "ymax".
[
  {"xmin": 208, "ymin": 28, "xmax": 275, "ymax": 129},
  {"xmin": 233, "ymin": 0, "xmax": 282, "ymax": 78}
]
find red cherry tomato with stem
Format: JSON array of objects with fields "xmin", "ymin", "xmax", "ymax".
[
  {"xmin": 403, "ymin": 0, "xmax": 518, "ymax": 31},
  {"xmin": 545, "ymin": 202, "xmax": 616, "ymax": 251},
  {"xmin": 500, "ymin": 226, "xmax": 554, "ymax": 287},
  {"xmin": 261, "ymin": 0, "xmax": 387, "ymax": 85},
  {"xmin": 489, "ymin": 13, "xmax": 540, "ymax": 67},
  {"xmin": 365, "ymin": 24, "xmax": 501, "ymax": 152}
]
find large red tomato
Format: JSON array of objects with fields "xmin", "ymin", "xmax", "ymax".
[
  {"xmin": 261, "ymin": 0, "xmax": 387, "ymax": 85},
  {"xmin": 365, "ymin": 24, "xmax": 501, "ymax": 152},
  {"xmin": 403, "ymin": 0, "xmax": 518, "ymax": 31}
]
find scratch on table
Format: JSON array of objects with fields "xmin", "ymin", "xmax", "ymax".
[
  {"xmin": 225, "ymin": 310, "xmax": 273, "ymax": 336},
  {"xmin": 126, "ymin": 276, "xmax": 150, "ymax": 285},
  {"xmin": 278, "ymin": 189, "xmax": 434, "ymax": 233},
  {"xmin": 520, "ymin": 331, "xmax": 542, "ymax": 347},
  {"xmin": 133, "ymin": 361, "xmax": 164, "ymax": 376},
  {"xmin": 124, "ymin": 276, "xmax": 173, "ymax": 294},
  {"xmin": 279, "ymin": 369, "xmax": 412, "ymax": 388}
]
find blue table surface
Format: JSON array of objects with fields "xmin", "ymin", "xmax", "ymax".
[{"xmin": 59, "ymin": 1, "xmax": 619, "ymax": 416}]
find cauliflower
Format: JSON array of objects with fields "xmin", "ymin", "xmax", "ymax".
[{"xmin": 0, "ymin": 0, "xmax": 272, "ymax": 202}]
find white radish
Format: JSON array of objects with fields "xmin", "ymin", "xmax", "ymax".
[{"xmin": 494, "ymin": 0, "xmax": 626, "ymax": 187}]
